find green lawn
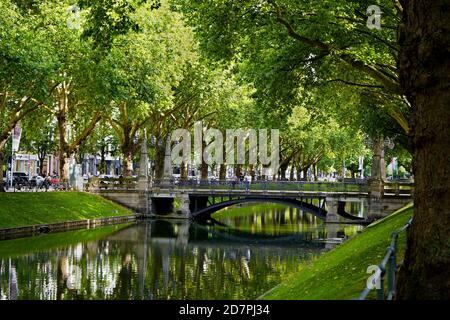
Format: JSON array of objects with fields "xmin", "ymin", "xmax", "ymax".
[
  {"xmin": 260, "ymin": 202, "xmax": 413, "ymax": 300},
  {"xmin": 0, "ymin": 192, "xmax": 132, "ymax": 229}
]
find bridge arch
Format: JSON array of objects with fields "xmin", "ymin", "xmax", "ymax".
[{"xmin": 191, "ymin": 197, "xmax": 327, "ymax": 220}]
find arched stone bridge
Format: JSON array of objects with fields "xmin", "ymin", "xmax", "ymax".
[{"xmin": 90, "ymin": 179, "xmax": 413, "ymax": 223}]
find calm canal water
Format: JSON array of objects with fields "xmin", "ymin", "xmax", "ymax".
[{"xmin": 0, "ymin": 204, "xmax": 363, "ymax": 300}]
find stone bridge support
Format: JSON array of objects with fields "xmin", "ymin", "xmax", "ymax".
[
  {"xmin": 325, "ymin": 197, "xmax": 340, "ymax": 223},
  {"xmin": 366, "ymin": 197, "xmax": 411, "ymax": 221},
  {"xmin": 177, "ymin": 193, "xmax": 191, "ymax": 217},
  {"xmin": 151, "ymin": 196, "xmax": 174, "ymax": 215},
  {"xmin": 366, "ymin": 178, "xmax": 412, "ymax": 221}
]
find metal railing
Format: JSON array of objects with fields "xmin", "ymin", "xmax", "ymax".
[
  {"xmin": 85, "ymin": 177, "xmax": 138, "ymax": 191},
  {"xmin": 358, "ymin": 217, "xmax": 413, "ymax": 300},
  {"xmin": 2, "ymin": 180, "xmax": 70, "ymax": 192},
  {"xmin": 153, "ymin": 179, "xmax": 369, "ymax": 193},
  {"xmin": 89, "ymin": 177, "xmax": 414, "ymax": 196}
]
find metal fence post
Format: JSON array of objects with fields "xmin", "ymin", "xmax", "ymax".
[
  {"xmin": 377, "ymin": 271, "xmax": 385, "ymax": 300},
  {"xmin": 387, "ymin": 250, "xmax": 397, "ymax": 299},
  {"xmin": 359, "ymin": 218, "xmax": 413, "ymax": 300}
]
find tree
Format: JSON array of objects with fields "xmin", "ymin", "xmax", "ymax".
[
  {"xmin": 395, "ymin": 0, "xmax": 450, "ymax": 299},
  {"xmin": 0, "ymin": 0, "xmax": 58, "ymax": 191},
  {"xmin": 38, "ymin": 3, "xmax": 106, "ymax": 181},
  {"xmin": 173, "ymin": 0, "xmax": 409, "ymax": 129},
  {"xmin": 101, "ymin": 1, "xmax": 196, "ymax": 176},
  {"xmin": 76, "ymin": 121, "xmax": 119, "ymax": 175},
  {"xmin": 175, "ymin": 0, "xmax": 450, "ymax": 297},
  {"xmin": 138, "ymin": 55, "xmax": 256, "ymax": 180}
]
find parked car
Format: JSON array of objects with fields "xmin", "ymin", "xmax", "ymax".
[
  {"xmin": 30, "ymin": 175, "xmax": 45, "ymax": 187},
  {"xmin": 13, "ymin": 172, "xmax": 29, "ymax": 184},
  {"xmin": 9, "ymin": 172, "xmax": 29, "ymax": 189}
]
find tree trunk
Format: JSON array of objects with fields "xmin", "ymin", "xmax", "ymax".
[
  {"xmin": 99, "ymin": 145, "xmax": 107, "ymax": 175},
  {"xmin": 57, "ymin": 113, "xmax": 69, "ymax": 181},
  {"xmin": 279, "ymin": 162, "xmax": 288, "ymax": 180},
  {"xmin": 312, "ymin": 163, "xmax": 318, "ymax": 181},
  {"xmin": 200, "ymin": 162, "xmax": 208, "ymax": 181},
  {"xmin": 56, "ymin": 82, "xmax": 70, "ymax": 181},
  {"xmin": 122, "ymin": 150, "xmax": 134, "ymax": 177},
  {"xmin": 219, "ymin": 163, "xmax": 226, "ymax": 180},
  {"xmin": 154, "ymin": 141, "xmax": 165, "ymax": 180},
  {"xmin": 235, "ymin": 164, "xmax": 242, "ymax": 178},
  {"xmin": 370, "ymin": 135, "xmax": 386, "ymax": 181},
  {"xmin": 248, "ymin": 164, "xmax": 256, "ymax": 181},
  {"xmin": 396, "ymin": 0, "xmax": 450, "ymax": 299},
  {"xmin": 38, "ymin": 156, "xmax": 45, "ymax": 175},
  {"xmin": 296, "ymin": 164, "xmax": 301, "ymax": 181},
  {"xmin": 302, "ymin": 167, "xmax": 308, "ymax": 181},
  {"xmin": 289, "ymin": 162, "xmax": 295, "ymax": 181},
  {"xmin": 37, "ymin": 145, "xmax": 47, "ymax": 175},
  {"xmin": 200, "ymin": 141, "xmax": 208, "ymax": 181},
  {"xmin": 0, "ymin": 142, "xmax": 5, "ymax": 192}
]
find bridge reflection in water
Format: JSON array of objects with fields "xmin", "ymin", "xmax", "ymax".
[{"xmin": 0, "ymin": 204, "xmax": 362, "ymax": 300}]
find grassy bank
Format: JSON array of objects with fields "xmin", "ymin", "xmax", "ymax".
[
  {"xmin": 0, "ymin": 192, "xmax": 132, "ymax": 229},
  {"xmin": 261, "ymin": 202, "xmax": 413, "ymax": 300}
]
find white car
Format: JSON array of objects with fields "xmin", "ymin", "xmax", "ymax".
[{"xmin": 30, "ymin": 175, "xmax": 45, "ymax": 187}]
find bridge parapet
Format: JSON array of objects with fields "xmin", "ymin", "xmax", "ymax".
[
  {"xmin": 382, "ymin": 182, "xmax": 414, "ymax": 197},
  {"xmin": 153, "ymin": 179, "xmax": 370, "ymax": 193},
  {"xmin": 88, "ymin": 177, "xmax": 413, "ymax": 220},
  {"xmin": 85, "ymin": 177, "xmax": 138, "ymax": 191},
  {"xmin": 89, "ymin": 178, "xmax": 413, "ymax": 198}
]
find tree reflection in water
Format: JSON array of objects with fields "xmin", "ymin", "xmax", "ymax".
[{"xmin": 0, "ymin": 204, "xmax": 363, "ymax": 300}]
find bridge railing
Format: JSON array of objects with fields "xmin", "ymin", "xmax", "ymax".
[
  {"xmin": 85, "ymin": 177, "xmax": 138, "ymax": 191},
  {"xmin": 88, "ymin": 177, "xmax": 414, "ymax": 196},
  {"xmin": 358, "ymin": 217, "xmax": 413, "ymax": 300},
  {"xmin": 153, "ymin": 179, "xmax": 370, "ymax": 193},
  {"xmin": 383, "ymin": 182, "xmax": 414, "ymax": 196}
]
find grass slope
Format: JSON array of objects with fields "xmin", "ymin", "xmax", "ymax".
[
  {"xmin": 261, "ymin": 203, "xmax": 413, "ymax": 300},
  {"xmin": 0, "ymin": 192, "xmax": 132, "ymax": 229}
]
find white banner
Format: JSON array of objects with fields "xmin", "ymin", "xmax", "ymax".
[{"xmin": 15, "ymin": 154, "xmax": 38, "ymax": 161}]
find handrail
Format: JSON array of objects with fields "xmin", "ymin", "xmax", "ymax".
[
  {"xmin": 383, "ymin": 182, "xmax": 414, "ymax": 196},
  {"xmin": 358, "ymin": 217, "xmax": 413, "ymax": 300},
  {"xmin": 153, "ymin": 179, "xmax": 369, "ymax": 193},
  {"xmin": 89, "ymin": 177, "xmax": 414, "ymax": 196},
  {"xmin": 86, "ymin": 177, "xmax": 138, "ymax": 191}
]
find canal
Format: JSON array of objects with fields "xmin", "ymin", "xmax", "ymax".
[{"xmin": 0, "ymin": 203, "xmax": 364, "ymax": 300}]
